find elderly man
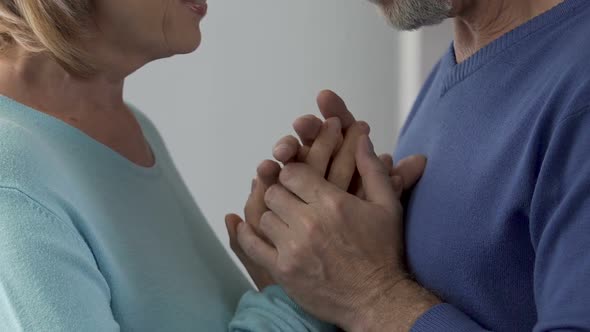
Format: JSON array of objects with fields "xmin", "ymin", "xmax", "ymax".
[{"xmin": 227, "ymin": 0, "xmax": 590, "ymax": 331}]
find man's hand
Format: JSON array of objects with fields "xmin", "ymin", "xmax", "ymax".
[
  {"xmin": 225, "ymin": 90, "xmax": 365, "ymax": 290},
  {"xmin": 226, "ymin": 115, "xmax": 348, "ymax": 290},
  {"xmin": 236, "ymin": 134, "xmax": 440, "ymax": 331},
  {"xmin": 226, "ymin": 90, "xmax": 426, "ymax": 294}
]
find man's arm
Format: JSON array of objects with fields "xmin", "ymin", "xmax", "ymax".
[
  {"xmin": 237, "ymin": 99, "xmax": 590, "ymax": 332},
  {"xmin": 236, "ymin": 135, "xmax": 442, "ymax": 332},
  {"xmin": 528, "ymin": 106, "xmax": 590, "ymax": 331},
  {"xmin": 227, "ymin": 90, "xmax": 431, "ymax": 331}
]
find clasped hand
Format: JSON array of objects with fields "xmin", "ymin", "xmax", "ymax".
[{"xmin": 226, "ymin": 90, "xmax": 429, "ymax": 331}]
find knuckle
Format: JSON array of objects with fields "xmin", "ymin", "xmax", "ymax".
[
  {"xmin": 236, "ymin": 229, "xmax": 255, "ymax": 255},
  {"xmin": 301, "ymin": 219, "xmax": 320, "ymax": 237},
  {"xmin": 277, "ymin": 260, "xmax": 296, "ymax": 276},
  {"xmin": 348, "ymin": 121, "xmax": 363, "ymax": 133},
  {"xmin": 259, "ymin": 211, "xmax": 274, "ymax": 230},
  {"xmin": 288, "ymin": 240, "xmax": 308, "ymax": 261},
  {"xmin": 315, "ymin": 138, "xmax": 334, "ymax": 152},
  {"xmin": 241, "ymin": 240, "xmax": 258, "ymax": 258},
  {"xmin": 324, "ymin": 194, "xmax": 348, "ymax": 214}
]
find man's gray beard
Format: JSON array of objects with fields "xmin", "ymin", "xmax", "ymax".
[{"xmin": 380, "ymin": 0, "xmax": 452, "ymax": 31}]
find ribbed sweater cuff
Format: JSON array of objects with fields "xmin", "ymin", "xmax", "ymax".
[{"xmin": 411, "ymin": 304, "xmax": 489, "ymax": 332}]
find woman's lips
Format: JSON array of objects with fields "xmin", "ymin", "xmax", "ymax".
[{"xmin": 184, "ymin": 1, "xmax": 208, "ymax": 16}]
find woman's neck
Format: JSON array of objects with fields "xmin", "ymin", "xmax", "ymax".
[
  {"xmin": 0, "ymin": 46, "xmax": 154, "ymax": 167},
  {"xmin": 0, "ymin": 46, "xmax": 126, "ymax": 113}
]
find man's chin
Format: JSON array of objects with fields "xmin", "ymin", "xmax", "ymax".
[
  {"xmin": 385, "ymin": 14, "xmax": 449, "ymax": 31},
  {"xmin": 378, "ymin": 0, "xmax": 453, "ymax": 31}
]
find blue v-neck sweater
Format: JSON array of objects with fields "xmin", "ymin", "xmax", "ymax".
[{"xmin": 395, "ymin": 0, "xmax": 590, "ymax": 331}]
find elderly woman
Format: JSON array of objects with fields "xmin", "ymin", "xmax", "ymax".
[{"xmin": 0, "ymin": 1, "xmax": 407, "ymax": 331}]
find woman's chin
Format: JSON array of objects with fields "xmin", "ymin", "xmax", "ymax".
[
  {"xmin": 182, "ymin": 39, "xmax": 202, "ymax": 54},
  {"xmin": 174, "ymin": 32, "xmax": 202, "ymax": 55}
]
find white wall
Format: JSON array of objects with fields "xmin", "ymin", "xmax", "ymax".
[
  {"xmin": 397, "ymin": 21, "xmax": 453, "ymax": 129},
  {"xmin": 125, "ymin": 0, "xmax": 400, "ymax": 267},
  {"xmin": 125, "ymin": 0, "xmax": 453, "ymax": 275},
  {"xmin": 420, "ymin": 21, "xmax": 454, "ymax": 82}
]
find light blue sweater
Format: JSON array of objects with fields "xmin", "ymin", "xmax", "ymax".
[{"xmin": 0, "ymin": 95, "xmax": 334, "ymax": 331}]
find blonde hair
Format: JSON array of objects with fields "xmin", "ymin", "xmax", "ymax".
[{"xmin": 0, "ymin": 0, "xmax": 96, "ymax": 76}]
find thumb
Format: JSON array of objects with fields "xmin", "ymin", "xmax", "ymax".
[
  {"xmin": 316, "ymin": 90, "xmax": 356, "ymax": 129},
  {"xmin": 356, "ymin": 135, "xmax": 396, "ymax": 206},
  {"xmin": 392, "ymin": 155, "xmax": 427, "ymax": 191}
]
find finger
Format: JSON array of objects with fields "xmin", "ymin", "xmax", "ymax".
[
  {"xmin": 245, "ymin": 161, "xmax": 278, "ymax": 234},
  {"xmin": 379, "ymin": 153, "xmax": 394, "ymax": 173},
  {"xmin": 264, "ymin": 184, "xmax": 309, "ymax": 228},
  {"xmin": 272, "ymin": 135, "xmax": 301, "ymax": 164},
  {"xmin": 279, "ymin": 163, "xmax": 341, "ymax": 205},
  {"xmin": 225, "ymin": 214, "xmax": 245, "ymax": 256},
  {"xmin": 356, "ymin": 135, "xmax": 396, "ymax": 207},
  {"xmin": 391, "ymin": 176, "xmax": 404, "ymax": 199},
  {"xmin": 392, "ymin": 155, "xmax": 427, "ymax": 191},
  {"xmin": 353, "ymin": 172, "xmax": 365, "ymax": 199},
  {"xmin": 316, "ymin": 90, "xmax": 356, "ymax": 129},
  {"xmin": 327, "ymin": 121, "xmax": 370, "ymax": 190},
  {"xmin": 293, "ymin": 114, "xmax": 323, "ymax": 147},
  {"xmin": 353, "ymin": 155, "xmax": 400, "ymax": 200},
  {"xmin": 259, "ymin": 211, "xmax": 291, "ymax": 247},
  {"xmin": 226, "ymin": 214, "xmax": 265, "ymax": 289},
  {"xmin": 244, "ymin": 179, "xmax": 265, "ymax": 231},
  {"xmin": 237, "ymin": 222, "xmax": 277, "ymax": 269},
  {"xmin": 305, "ymin": 117, "xmax": 342, "ymax": 175},
  {"xmin": 256, "ymin": 160, "xmax": 281, "ymax": 189},
  {"xmin": 355, "ymin": 173, "xmax": 400, "ymax": 201},
  {"xmin": 297, "ymin": 145, "xmax": 310, "ymax": 162},
  {"xmin": 226, "ymin": 214, "xmax": 276, "ymax": 291}
]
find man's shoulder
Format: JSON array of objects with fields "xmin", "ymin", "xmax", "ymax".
[
  {"xmin": 553, "ymin": 7, "xmax": 590, "ymax": 74},
  {"xmin": 514, "ymin": 7, "xmax": 590, "ymax": 119},
  {"xmin": 504, "ymin": 4, "xmax": 590, "ymax": 75}
]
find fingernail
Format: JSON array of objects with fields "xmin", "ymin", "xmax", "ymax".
[
  {"xmin": 326, "ymin": 117, "xmax": 341, "ymax": 131},
  {"xmin": 251, "ymin": 178, "xmax": 257, "ymax": 193},
  {"xmin": 273, "ymin": 144, "xmax": 291, "ymax": 159}
]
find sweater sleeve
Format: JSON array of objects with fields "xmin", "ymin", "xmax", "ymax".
[
  {"xmin": 229, "ymin": 286, "xmax": 337, "ymax": 332},
  {"xmin": 411, "ymin": 107, "xmax": 590, "ymax": 332},
  {"xmin": 529, "ymin": 107, "xmax": 590, "ymax": 331},
  {"xmin": 0, "ymin": 187, "xmax": 120, "ymax": 332}
]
